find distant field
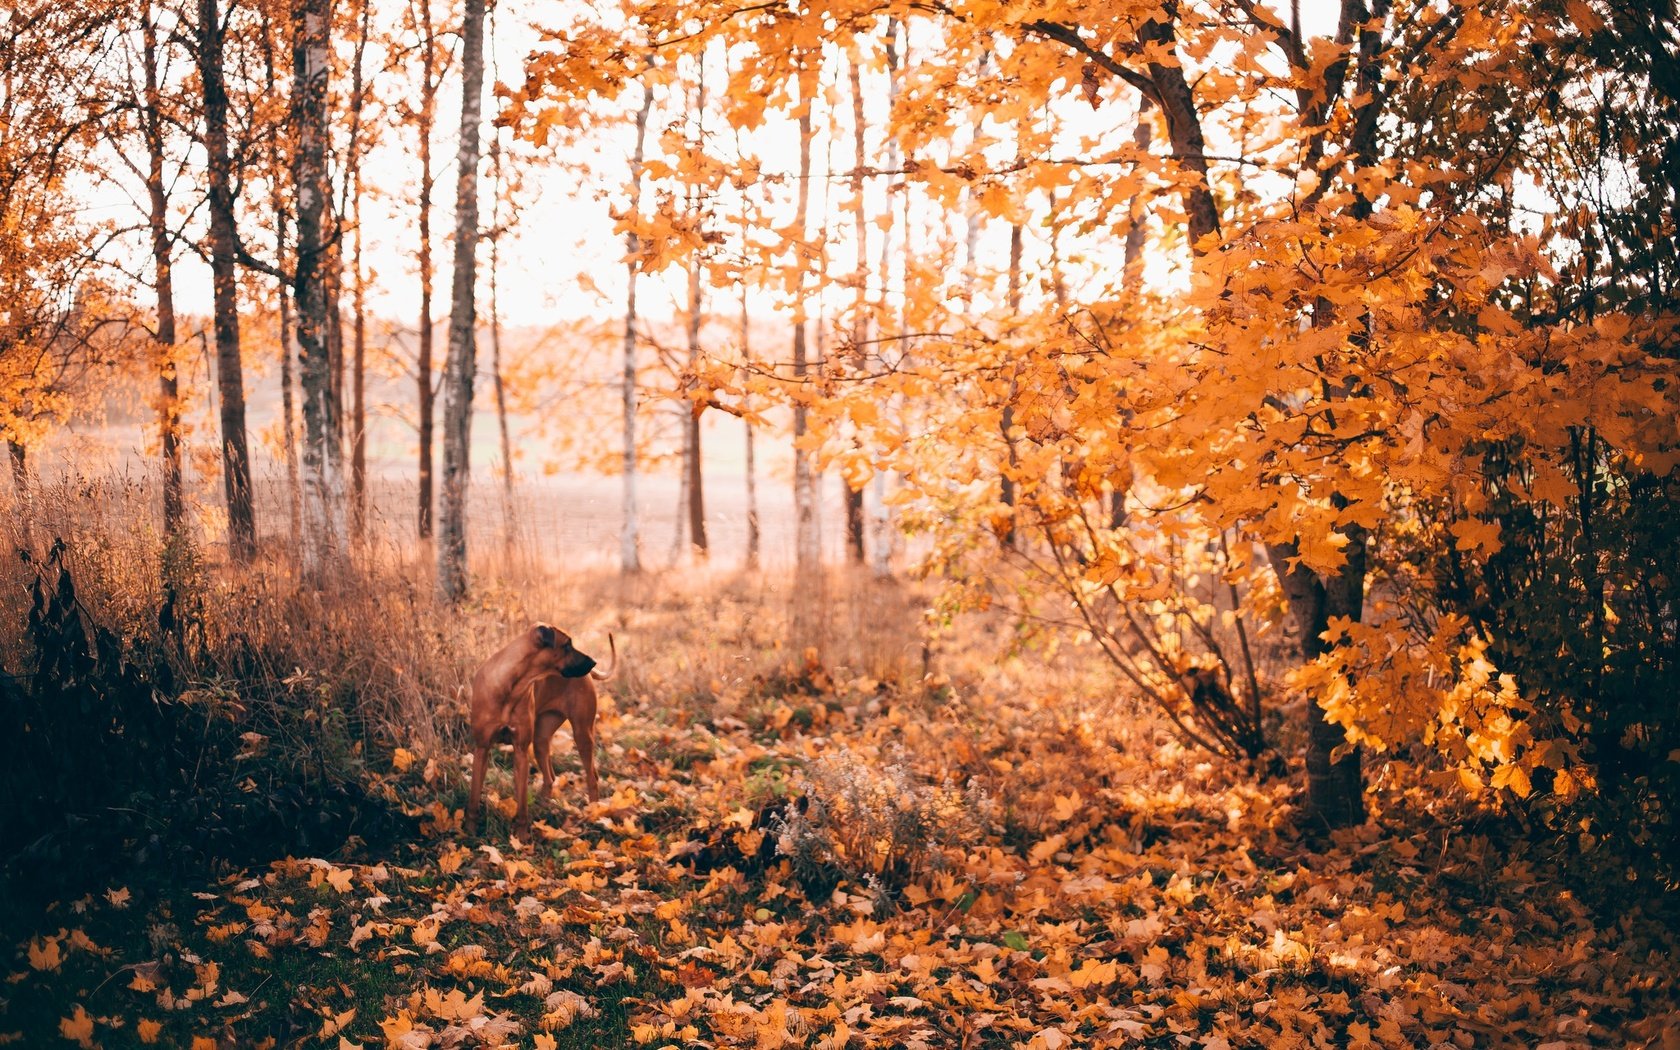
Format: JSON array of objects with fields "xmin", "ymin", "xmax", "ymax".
[{"xmin": 30, "ymin": 363, "xmax": 871, "ymax": 570}]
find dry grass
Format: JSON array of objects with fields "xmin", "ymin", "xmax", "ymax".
[{"xmin": 0, "ymin": 472, "xmax": 939, "ymax": 800}]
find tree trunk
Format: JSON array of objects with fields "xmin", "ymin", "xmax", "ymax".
[
  {"xmin": 740, "ymin": 215, "xmax": 760, "ymax": 570},
  {"xmin": 325, "ymin": 199, "xmax": 345, "ymax": 436},
  {"xmin": 1129, "ymin": 10, "xmax": 1365, "ymax": 827},
  {"xmin": 8, "ymin": 441, "xmax": 27, "ymax": 498},
  {"xmin": 488, "ymin": 140, "xmax": 513, "ymax": 544},
  {"xmin": 1270, "ymin": 530, "xmax": 1368, "ymax": 828},
  {"xmin": 1001, "ymin": 220, "xmax": 1021, "ymax": 547},
  {"xmin": 259, "ymin": 12, "xmax": 301, "ymax": 550},
  {"xmin": 791, "ymin": 86, "xmax": 819, "ymax": 576},
  {"xmin": 436, "ymin": 0, "xmax": 485, "ymax": 603},
  {"xmin": 277, "ymin": 208, "xmax": 301, "ymax": 549},
  {"xmin": 682, "ymin": 67, "xmax": 708, "ymax": 559},
  {"xmin": 7, "ymin": 440, "xmax": 30, "ymax": 550},
  {"xmin": 684, "ymin": 255, "xmax": 708, "ymax": 558},
  {"xmin": 1110, "ymin": 103, "xmax": 1152, "ymax": 530},
  {"xmin": 141, "ymin": 0, "xmax": 183, "ymax": 542},
  {"xmin": 621, "ymin": 80, "xmax": 653, "ymax": 574},
  {"xmin": 961, "ymin": 51, "xmax": 989, "ymax": 310},
  {"xmin": 416, "ymin": 0, "xmax": 439, "ymax": 541},
  {"xmin": 870, "ymin": 19, "xmax": 905, "ymax": 578},
  {"xmin": 351, "ymin": 183, "xmax": 367, "ymax": 540},
  {"xmin": 843, "ymin": 55, "xmax": 869, "ymax": 566},
  {"xmin": 197, "ymin": 0, "xmax": 255, "ymax": 561},
  {"xmin": 743, "ymin": 402, "xmax": 760, "ymax": 568},
  {"xmin": 292, "ymin": 0, "xmax": 344, "ymax": 577},
  {"xmin": 348, "ymin": 0, "xmax": 371, "ymax": 541}
]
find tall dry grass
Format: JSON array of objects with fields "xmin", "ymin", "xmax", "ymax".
[{"xmin": 0, "ymin": 471, "xmax": 936, "ymax": 891}]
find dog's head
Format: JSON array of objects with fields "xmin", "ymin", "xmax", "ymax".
[{"xmin": 532, "ymin": 623, "xmax": 596, "ymax": 679}]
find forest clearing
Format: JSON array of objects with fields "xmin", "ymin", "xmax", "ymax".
[
  {"xmin": 4, "ymin": 541, "xmax": 1676, "ymax": 1049},
  {"xmin": 3, "ymin": 0, "xmax": 1678, "ymax": 1046}
]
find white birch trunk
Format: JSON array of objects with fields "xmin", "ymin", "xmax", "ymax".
[
  {"xmin": 292, "ymin": 0, "xmax": 345, "ymax": 579},
  {"xmin": 622, "ymin": 80, "xmax": 653, "ymax": 573},
  {"xmin": 791, "ymin": 90, "xmax": 819, "ymax": 575},
  {"xmin": 436, "ymin": 0, "xmax": 485, "ymax": 602},
  {"xmin": 870, "ymin": 20, "xmax": 906, "ymax": 578}
]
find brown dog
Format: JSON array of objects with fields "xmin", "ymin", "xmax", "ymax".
[{"xmin": 465, "ymin": 623, "xmax": 616, "ymax": 836}]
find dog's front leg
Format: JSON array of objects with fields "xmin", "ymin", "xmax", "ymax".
[
  {"xmin": 467, "ymin": 743, "xmax": 489, "ymax": 834},
  {"xmin": 511, "ymin": 725, "xmax": 533, "ymax": 838}
]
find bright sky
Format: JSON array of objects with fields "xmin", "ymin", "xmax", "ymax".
[{"xmin": 152, "ymin": 0, "xmax": 1346, "ymax": 335}]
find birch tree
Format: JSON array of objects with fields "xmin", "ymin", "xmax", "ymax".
[
  {"xmin": 259, "ymin": 10, "xmax": 301, "ymax": 548},
  {"xmin": 291, "ymin": 0, "xmax": 344, "ymax": 575},
  {"xmin": 620, "ymin": 80, "xmax": 654, "ymax": 574},
  {"xmin": 790, "ymin": 62, "xmax": 819, "ymax": 576},
  {"xmin": 681, "ymin": 62, "xmax": 710, "ymax": 559},
  {"xmin": 843, "ymin": 51, "xmax": 868, "ymax": 566},
  {"xmin": 435, "ymin": 0, "xmax": 485, "ymax": 602}
]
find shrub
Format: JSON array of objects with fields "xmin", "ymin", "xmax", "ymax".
[{"xmin": 773, "ymin": 746, "xmax": 996, "ymax": 914}]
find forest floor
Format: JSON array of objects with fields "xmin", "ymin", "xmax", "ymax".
[{"xmin": 4, "ymin": 574, "xmax": 1678, "ymax": 1049}]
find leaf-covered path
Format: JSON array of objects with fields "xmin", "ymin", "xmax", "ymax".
[{"xmin": 8, "ymin": 655, "xmax": 1677, "ymax": 1049}]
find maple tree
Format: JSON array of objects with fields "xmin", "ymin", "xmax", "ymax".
[
  {"xmin": 508, "ymin": 0, "xmax": 1679, "ymax": 832},
  {"xmin": 0, "ymin": 5, "xmax": 146, "ymax": 509}
]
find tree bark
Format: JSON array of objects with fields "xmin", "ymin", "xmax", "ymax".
[
  {"xmin": 682, "ymin": 67, "xmax": 708, "ymax": 559},
  {"xmin": 843, "ymin": 54, "xmax": 869, "ymax": 566},
  {"xmin": 292, "ymin": 0, "xmax": 345, "ymax": 577},
  {"xmin": 415, "ymin": 0, "xmax": 440, "ymax": 541},
  {"xmin": 1271, "ymin": 529, "xmax": 1368, "ymax": 828},
  {"xmin": 726, "ymin": 84, "xmax": 762, "ymax": 571},
  {"xmin": 1110, "ymin": 103, "xmax": 1153, "ymax": 530},
  {"xmin": 351, "ymin": 183, "xmax": 367, "ymax": 540},
  {"xmin": 260, "ymin": 10, "xmax": 301, "ymax": 549},
  {"xmin": 791, "ymin": 83, "xmax": 819, "ymax": 576},
  {"xmin": 870, "ymin": 19, "xmax": 905, "ymax": 578},
  {"xmin": 197, "ymin": 0, "xmax": 255, "ymax": 561},
  {"xmin": 684, "ymin": 257, "xmax": 708, "ymax": 558},
  {"xmin": 488, "ymin": 138, "xmax": 513, "ymax": 544},
  {"xmin": 621, "ymin": 80, "xmax": 653, "ymax": 574},
  {"xmin": 140, "ymin": 0, "xmax": 183, "ymax": 543},
  {"xmin": 325, "ymin": 198, "xmax": 345, "ymax": 436},
  {"xmin": 8, "ymin": 441, "xmax": 27, "ymax": 498},
  {"xmin": 276, "ymin": 187, "xmax": 301, "ymax": 549},
  {"xmin": 1001, "ymin": 220, "xmax": 1021, "ymax": 547},
  {"xmin": 739, "ymin": 183, "xmax": 761, "ymax": 570},
  {"xmin": 348, "ymin": 0, "xmax": 372, "ymax": 541},
  {"xmin": 436, "ymin": 0, "xmax": 486, "ymax": 602}
]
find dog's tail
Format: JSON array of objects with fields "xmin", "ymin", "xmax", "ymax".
[{"xmin": 590, "ymin": 633, "xmax": 618, "ymax": 682}]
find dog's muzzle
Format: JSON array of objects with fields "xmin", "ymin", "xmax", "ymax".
[{"xmin": 563, "ymin": 655, "xmax": 596, "ymax": 678}]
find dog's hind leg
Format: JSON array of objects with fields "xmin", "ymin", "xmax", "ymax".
[
  {"xmin": 534, "ymin": 710, "xmax": 564, "ymax": 799},
  {"xmin": 572, "ymin": 718, "xmax": 600, "ymax": 803}
]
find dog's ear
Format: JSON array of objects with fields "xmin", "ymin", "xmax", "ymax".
[{"xmin": 534, "ymin": 624, "xmax": 556, "ymax": 649}]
